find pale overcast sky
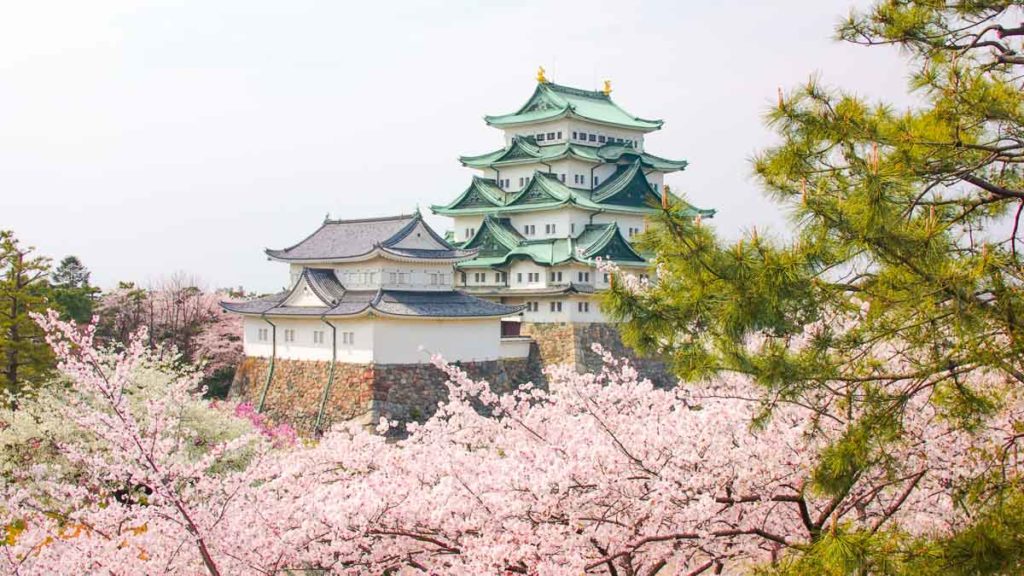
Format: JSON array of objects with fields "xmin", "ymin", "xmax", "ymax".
[{"xmin": 1, "ymin": 0, "xmax": 913, "ymax": 293}]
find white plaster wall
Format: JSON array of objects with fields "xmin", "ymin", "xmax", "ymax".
[
  {"xmin": 548, "ymin": 158, "xmax": 596, "ymax": 189},
  {"xmin": 509, "ymin": 260, "xmax": 548, "ymax": 289},
  {"xmin": 566, "ymin": 120, "xmax": 645, "ymax": 150},
  {"xmin": 503, "ymin": 119, "xmax": 570, "ymax": 147},
  {"xmin": 282, "ymin": 278, "xmax": 324, "ymax": 306},
  {"xmin": 645, "ymin": 171, "xmax": 665, "ymax": 192},
  {"xmin": 334, "ymin": 259, "xmax": 453, "ymax": 291},
  {"xmin": 459, "ymin": 268, "xmax": 507, "ymax": 288},
  {"xmin": 242, "ymin": 316, "xmax": 375, "ymax": 363},
  {"xmin": 500, "ymin": 294, "xmax": 607, "ymax": 323},
  {"xmin": 452, "ymin": 215, "xmax": 484, "ymax": 243},
  {"xmin": 592, "ymin": 214, "xmax": 648, "ymax": 242},
  {"xmin": 506, "ymin": 208, "xmax": 599, "ymax": 241},
  {"xmin": 373, "ymin": 318, "xmax": 502, "ymax": 363},
  {"xmin": 499, "ymin": 337, "xmax": 532, "ymax": 359}
]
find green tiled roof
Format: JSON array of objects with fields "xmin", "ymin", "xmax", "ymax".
[
  {"xmin": 456, "ymin": 215, "xmax": 646, "ymax": 268},
  {"xmin": 484, "ymin": 82, "xmax": 663, "ymax": 132},
  {"xmin": 433, "ymin": 159, "xmax": 715, "ymax": 218},
  {"xmin": 459, "ymin": 136, "xmax": 687, "ymax": 173}
]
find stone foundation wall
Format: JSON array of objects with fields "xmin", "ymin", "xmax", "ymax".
[
  {"xmin": 232, "ymin": 353, "xmax": 544, "ymax": 435},
  {"xmin": 230, "ymin": 324, "xmax": 673, "ymax": 434},
  {"xmin": 520, "ymin": 322, "xmax": 676, "ymax": 388}
]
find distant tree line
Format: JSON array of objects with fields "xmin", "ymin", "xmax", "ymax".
[{"xmin": 0, "ymin": 229, "xmax": 243, "ymax": 405}]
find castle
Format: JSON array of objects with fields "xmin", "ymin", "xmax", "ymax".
[{"xmin": 225, "ymin": 70, "xmax": 712, "ymax": 432}]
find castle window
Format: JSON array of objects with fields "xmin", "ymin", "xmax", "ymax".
[
  {"xmin": 550, "ymin": 301, "xmax": 563, "ymax": 312},
  {"xmin": 578, "ymin": 302, "xmax": 590, "ymax": 313},
  {"xmin": 593, "ymin": 176, "xmax": 600, "ymax": 186},
  {"xmin": 460, "ymin": 272, "xmax": 467, "ymax": 284},
  {"xmin": 572, "ymin": 131, "xmax": 578, "ymax": 139},
  {"xmin": 571, "ymin": 223, "xmax": 576, "ymax": 234},
  {"xmin": 519, "ymin": 177, "xmax": 525, "ymax": 187},
  {"xmin": 342, "ymin": 331, "xmax": 355, "ymax": 345},
  {"xmin": 398, "ymin": 272, "xmax": 410, "ymax": 284},
  {"xmin": 284, "ymin": 329, "xmax": 295, "ymax": 343},
  {"xmin": 313, "ymin": 330, "xmax": 325, "ymax": 344},
  {"xmin": 616, "ymin": 137, "xmax": 624, "ymax": 143},
  {"xmin": 523, "ymin": 224, "xmax": 536, "ymax": 236},
  {"xmin": 588, "ymin": 134, "xmax": 596, "ymax": 142},
  {"xmin": 517, "ymin": 272, "xmax": 523, "ymax": 283},
  {"xmin": 556, "ymin": 131, "xmax": 562, "ymax": 139},
  {"xmin": 603, "ymin": 273, "xmax": 610, "ymax": 283},
  {"xmin": 546, "ymin": 132, "xmax": 555, "ymax": 140},
  {"xmin": 257, "ymin": 328, "xmax": 268, "ymax": 342},
  {"xmin": 579, "ymin": 132, "xmax": 588, "ymax": 141},
  {"xmin": 495, "ymin": 272, "xmax": 504, "ymax": 283},
  {"xmin": 598, "ymin": 135, "xmax": 606, "ymax": 143},
  {"xmin": 527, "ymin": 272, "xmax": 539, "ymax": 282},
  {"xmin": 544, "ymin": 224, "xmax": 557, "ymax": 234},
  {"xmin": 389, "ymin": 272, "xmax": 397, "ymax": 284},
  {"xmin": 559, "ymin": 173, "xmax": 565, "ymax": 182},
  {"xmin": 537, "ymin": 133, "xmax": 546, "ymax": 141}
]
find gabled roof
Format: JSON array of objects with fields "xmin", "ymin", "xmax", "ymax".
[
  {"xmin": 266, "ymin": 212, "xmax": 476, "ymax": 263},
  {"xmin": 462, "ymin": 216, "xmax": 524, "ymax": 258},
  {"xmin": 484, "ymin": 82, "xmax": 663, "ymax": 132},
  {"xmin": 456, "ymin": 221, "xmax": 646, "ymax": 268},
  {"xmin": 222, "ymin": 267, "xmax": 523, "ymax": 319},
  {"xmin": 459, "ymin": 136, "xmax": 687, "ymax": 173},
  {"xmin": 433, "ymin": 161, "xmax": 715, "ymax": 218},
  {"xmin": 591, "ymin": 161, "xmax": 662, "ymax": 206}
]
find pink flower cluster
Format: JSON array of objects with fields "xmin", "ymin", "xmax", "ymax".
[
  {"xmin": 1, "ymin": 314, "xmax": 1021, "ymax": 575},
  {"xmin": 231, "ymin": 402, "xmax": 297, "ymax": 447}
]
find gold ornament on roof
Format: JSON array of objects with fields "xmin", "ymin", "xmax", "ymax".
[
  {"xmin": 537, "ymin": 66, "xmax": 548, "ymax": 84},
  {"xmin": 603, "ymin": 79, "xmax": 612, "ymax": 95}
]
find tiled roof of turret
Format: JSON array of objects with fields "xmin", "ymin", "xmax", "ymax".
[
  {"xmin": 221, "ymin": 284, "xmax": 522, "ymax": 318},
  {"xmin": 459, "ymin": 136, "xmax": 687, "ymax": 172},
  {"xmin": 484, "ymin": 82, "xmax": 663, "ymax": 132},
  {"xmin": 433, "ymin": 160, "xmax": 715, "ymax": 218},
  {"xmin": 455, "ymin": 219, "xmax": 646, "ymax": 268},
  {"xmin": 265, "ymin": 212, "xmax": 476, "ymax": 263}
]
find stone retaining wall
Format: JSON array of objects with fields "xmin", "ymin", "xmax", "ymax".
[{"xmin": 230, "ymin": 324, "xmax": 673, "ymax": 434}]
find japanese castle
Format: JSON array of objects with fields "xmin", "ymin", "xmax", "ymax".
[
  {"xmin": 434, "ymin": 68, "xmax": 713, "ymax": 323},
  {"xmin": 225, "ymin": 70, "xmax": 712, "ymax": 366}
]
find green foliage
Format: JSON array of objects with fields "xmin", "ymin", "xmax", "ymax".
[
  {"xmin": 604, "ymin": 1, "xmax": 1024, "ymax": 573},
  {"xmin": 49, "ymin": 256, "xmax": 98, "ymax": 324},
  {"xmin": 0, "ymin": 231, "xmax": 54, "ymax": 404}
]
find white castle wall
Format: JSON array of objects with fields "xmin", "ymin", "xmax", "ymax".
[{"xmin": 242, "ymin": 315, "xmax": 504, "ymax": 364}]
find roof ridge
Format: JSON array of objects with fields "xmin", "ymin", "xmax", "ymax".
[
  {"xmin": 544, "ymin": 82, "xmax": 609, "ymax": 100},
  {"xmin": 324, "ymin": 213, "xmax": 417, "ymax": 225}
]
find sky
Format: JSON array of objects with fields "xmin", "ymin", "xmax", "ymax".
[{"xmin": 1, "ymin": 0, "xmax": 915, "ymax": 293}]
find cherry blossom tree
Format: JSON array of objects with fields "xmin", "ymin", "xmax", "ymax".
[{"xmin": 2, "ymin": 313, "xmax": 1021, "ymax": 574}]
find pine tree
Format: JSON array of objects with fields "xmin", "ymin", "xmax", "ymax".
[
  {"xmin": 605, "ymin": 1, "xmax": 1024, "ymax": 572},
  {"xmin": 50, "ymin": 255, "xmax": 98, "ymax": 324},
  {"xmin": 0, "ymin": 231, "xmax": 53, "ymax": 404}
]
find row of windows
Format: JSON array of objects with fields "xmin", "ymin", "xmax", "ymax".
[
  {"xmin": 496, "ymin": 173, "xmax": 604, "ymax": 192},
  {"xmin": 257, "ymin": 328, "xmax": 356, "ymax": 345},
  {"xmin": 511, "ymin": 271, "xmax": 608, "ymax": 284},
  {"xmin": 520, "ymin": 301, "xmax": 592, "ymax": 313},
  {"xmin": 535, "ymin": 131, "xmax": 563, "ymax": 142},
  {"xmin": 460, "ymin": 271, "xmax": 507, "ymax": 284},
  {"xmin": 527, "ymin": 130, "xmax": 639, "ymax": 148},
  {"xmin": 572, "ymin": 131, "xmax": 638, "ymax": 147}
]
